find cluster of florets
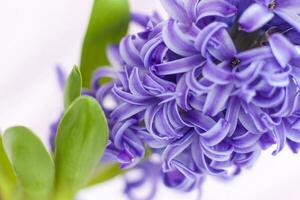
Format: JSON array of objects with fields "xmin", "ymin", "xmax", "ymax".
[{"xmin": 53, "ymin": 0, "xmax": 300, "ymax": 199}]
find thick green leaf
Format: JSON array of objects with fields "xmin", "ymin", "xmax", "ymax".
[
  {"xmin": 64, "ymin": 66, "xmax": 82, "ymax": 109},
  {"xmin": 54, "ymin": 96, "xmax": 108, "ymax": 199},
  {"xmin": 86, "ymin": 163, "xmax": 125, "ymax": 187},
  {"xmin": 3, "ymin": 127, "xmax": 55, "ymax": 200},
  {"xmin": 80, "ymin": 0, "xmax": 130, "ymax": 87},
  {"xmin": 0, "ymin": 133, "xmax": 17, "ymax": 200}
]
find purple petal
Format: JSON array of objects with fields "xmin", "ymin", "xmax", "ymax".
[
  {"xmin": 233, "ymin": 150, "xmax": 261, "ymax": 167},
  {"xmin": 182, "ymin": 110, "xmax": 216, "ymax": 131},
  {"xmin": 186, "ymin": 67, "xmax": 214, "ymax": 93},
  {"xmin": 271, "ymin": 78, "xmax": 297, "ymax": 117},
  {"xmin": 162, "ymin": 132, "xmax": 194, "ymax": 171},
  {"xmin": 112, "ymin": 119, "xmax": 136, "ymax": 148},
  {"xmin": 196, "ymin": 0, "xmax": 237, "ymax": 22},
  {"xmin": 269, "ymin": 33, "xmax": 298, "ymax": 67},
  {"xmin": 192, "ymin": 138, "xmax": 226, "ymax": 175},
  {"xmin": 276, "ymin": 0, "xmax": 300, "ymax": 12},
  {"xmin": 131, "ymin": 13, "xmax": 150, "ymax": 27},
  {"xmin": 144, "ymin": 105, "xmax": 170, "ymax": 141},
  {"xmin": 176, "ymin": 75, "xmax": 191, "ymax": 111},
  {"xmin": 241, "ymin": 103, "xmax": 268, "ymax": 133},
  {"xmin": 201, "ymin": 141, "xmax": 233, "ymax": 162},
  {"xmin": 238, "ymin": 106, "xmax": 261, "ymax": 133},
  {"xmin": 154, "ymin": 109, "xmax": 177, "ymax": 138},
  {"xmin": 184, "ymin": 0, "xmax": 199, "ymax": 20},
  {"xmin": 128, "ymin": 68, "xmax": 151, "ymax": 96},
  {"xmin": 272, "ymin": 123, "xmax": 286, "ymax": 155},
  {"xmin": 253, "ymin": 89, "xmax": 285, "ymax": 110},
  {"xmin": 143, "ymin": 72, "xmax": 177, "ymax": 93},
  {"xmin": 167, "ymin": 101, "xmax": 188, "ymax": 129},
  {"xmin": 113, "ymin": 86, "xmax": 153, "ymax": 105},
  {"xmin": 207, "ymin": 29, "xmax": 237, "ymax": 60},
  {"xmin": 259, "ymin": 132, "xmax": 276, "ymax": 150},
  {"xmin": 91, "ymin": 67, "xmax": 117, "ymax": 90},
  {"xmin": 234, "ymin": 61, "xmax": 264, "ymax": 86},
  {"xmin": 160, "ymin": 0, "xmax": 190, "ymax": 24},
  {"xmin": 225, "ymin": 97, "xmax": 241, "ymax": 137},
  {"xmin": 200, "ymin": 119, "xmax": 230, "ymax": 146},
  {"xmin": 194, "ymin": 22, "xmax": 228, "ymax": 57},
  {"xmin": 152, "ymin": 55, "xmax": 203, "ymax": 75},
  {"xmin": 162, "ymin": 19, "xmax": 198, "ymax": 56},
  {"xmin": 203, "ymin": 84, "xmax": 233, "ymax": 116},
  {"xmin": 143, "ymin": 75, "xmax": 166, "ymax": 94},
  {"xmin": 120, "ymin": 36, "xmax": 143, "ymax": 67},
  {"xmin": 234, "ymin": 143, "xmax": 260, "ymax": 154},
  {"xmin": 123, "ymin": 132, "xmax": 145, "ymax": 158},
  {"xmin": 239, "ymin": 3, "xmax": 274, "ymax": 32},
  {"xmin": 286, "ymin": 126, "xmax": 300, "ymax": 143},
  {"xmin": 237, "ymin": 46, "xmax": 274, "ymax": 65},
  {"xmin": 163, "ymin": 163, "xmax": 199, "ymax": 192},
  {"xmin": 110, "ymin": 103, "xmax": 145, "ymax": 121},
  {"xmin": 141, "ymin": 38, "xmax": 167, "ymax": 68},
  {"xmin": 287, "ymin": 139, "xmax": 300, "ymax": 153},
  {"xmin": 275, "ymin": 9, "xmax": 300, "ymax": 33},
  {"xmin": 232, "ymin": 132, "xmax": 262, "ymax": 148},
  {"xmin": 202, "ymin": 60, "xmax": 233, "ymax": 85},
  {"xmin": 261, "ymin": 66, "xmax": 291, "ymax": 87}
]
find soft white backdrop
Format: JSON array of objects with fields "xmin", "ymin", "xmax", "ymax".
[{"xmin": 1, "ymin": 0, "xmax": 300, "ymax": 200}]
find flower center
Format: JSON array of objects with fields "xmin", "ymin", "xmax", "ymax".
[
  {"xmin": 231, "ymin": 57, "xmax": 241, "ymax": 67},
  {"xmin": 268, "ymin": 0, "xmax": 276, "ymax": 10}
]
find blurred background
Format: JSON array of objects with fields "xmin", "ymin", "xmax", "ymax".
[{"xmin": 1, "ymin": 0, "xmax": 300, "ymax": 199}]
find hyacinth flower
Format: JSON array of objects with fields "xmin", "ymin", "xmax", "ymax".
[{"xmin": 47, "ymin": 0, "xmax": 300, "ymax": 199}]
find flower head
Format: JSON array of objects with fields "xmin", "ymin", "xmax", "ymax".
[{"xmin": 51, "ymin": 0, "xmax": 300, "ymax": 199}]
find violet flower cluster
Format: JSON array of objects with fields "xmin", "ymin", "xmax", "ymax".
[{"xmin": 52, "ymin": 0, "xmax": 300, "ymax": 199}]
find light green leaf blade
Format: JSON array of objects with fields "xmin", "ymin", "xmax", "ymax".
[
  {"xmin": 54, "ymin": 96, "xmax": 108, "ymax": 199},
  {"xmin": 0, "ymin": 133, "xmax": 17, "ymax": 200},
  {"xmin": 80, "ymin": 0, "xmax": 130, "ymax": 87},
  {"xmin": 3, "ymin": 126, "xmax": 55, "ymax": 200},
  {"xmin": 64, "ymin": 65, "xmax": 82, "ymax": 109},
  {"xmin": 86, "ymin": 163, "xmax": 125, "ymax": 187}
]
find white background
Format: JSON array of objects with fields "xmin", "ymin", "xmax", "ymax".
[{"xmin": 1, "ymin": 0, "xmax": 300, "ymax": 199}]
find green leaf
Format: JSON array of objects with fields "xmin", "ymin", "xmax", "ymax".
[
  {"xmin": 0, "ymin": 133, "xmax": 17, "ymax": 200},
  {"xmin": 64, "ymin": 66, "xmax": 82, "ymax": 109},
  {"xmin": 54, "ymin": 96, "xmax": 108, "ymax": 199},
  {"xmin": 80, "ymin": 0, "xmax": 130, "ymax": 87},
  {"xmin": 3, "ymin": 126, "xmax": 55, "ymax": 200},
  {"xmin": 86, "ymin": 163, "xmax": 125, "ymax": 187}
]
